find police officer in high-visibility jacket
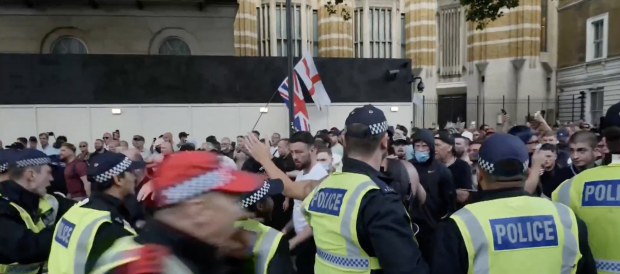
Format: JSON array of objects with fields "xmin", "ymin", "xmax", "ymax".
[
  {"xmin": 552, "ymin": 102, "xmax": 620, "ymax": 274},
  {"xmin": 237, "ymin": 179, "xmax": 294, "ymax": 274},
  {"xmin": 301, "ymin": 104, "xmax": 429, "ymax": 274},
  {"xmin": 90, "ymin": 151, "xmax": 264, "ymax": 274},
  {"xmin": 430, "ymin": 133, "xmax": 597, "ymax": 274},
  {"xmin": 0, "ymin": 149, "xmax": 75, "ymax": 274},
  {"xmin": 48, "ymin": 152, "xmax": 144, "ymax": 274}
]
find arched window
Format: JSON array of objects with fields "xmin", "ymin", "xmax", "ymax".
[
  {"xmin": 158, "ymin": 37, "xmax": 191, "ymax": 55},
  {"xmin": 50, "ymin": 37, "xmax": 88, "ymax": 54}
]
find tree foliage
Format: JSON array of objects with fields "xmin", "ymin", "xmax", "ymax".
[{"xmin": 461, "ymin": 0, "xmax": 520, "ymax": 30}]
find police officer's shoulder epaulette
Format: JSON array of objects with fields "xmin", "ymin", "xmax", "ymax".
[{"xmin": 108, "ymin": 210, "xmax": 126, "ymax": 226}]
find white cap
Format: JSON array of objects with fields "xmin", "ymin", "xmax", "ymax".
[{"xmin": 461, "ymin": 131, "xmax": 474, "ymax": 142}]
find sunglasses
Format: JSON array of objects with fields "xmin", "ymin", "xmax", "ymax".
[
  {"xmin": 79, "ymin": 145, "xmax": 87, "ymax": 148},
  {"xmin": 133, "ymin": 138, "xmax": 142, "ymax": 141},
  {"xmin": 103, "ymin": 137, "xmax": 109, "ymax": 139}
]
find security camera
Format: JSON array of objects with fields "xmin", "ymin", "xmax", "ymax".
[
  {"xmin": 385, "ymin": 69, "xmax": 400, "ymax": 81},
  {"xmin": 417, "ymin": 81, "xmax": 425, "ymax": 93}
]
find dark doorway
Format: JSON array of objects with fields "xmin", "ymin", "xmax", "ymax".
[{"xmin": 438, "ymin": 94, "xmax": 466, "ymax": 129}]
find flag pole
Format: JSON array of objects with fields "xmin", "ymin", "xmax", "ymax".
[
  {"xmin": 286, "ymin": 0, "xmax": 295, "ymax": 136},
  {"xmin": 251, "ymin": 90, "xmax": 279, "ymax": 131}
]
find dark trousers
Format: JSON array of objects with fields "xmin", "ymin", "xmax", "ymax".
[{"xmin": 294, "ymin": 237, "xmax": 316, "ymax": 274}]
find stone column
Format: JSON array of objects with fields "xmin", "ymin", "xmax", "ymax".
[
  {"xmin": 404, "ymin": 0, "xmax": 436, "ymax": 67},
  {"xmin": 234, "ymin": 0, "xmax": 259, "ymax": 56},
  {"xmin": 317, "ymin": 0, "xmax": 353, "ymax": 57}
]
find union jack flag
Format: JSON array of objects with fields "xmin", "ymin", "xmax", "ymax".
[{"xmin": 278, "ymin": 72, "xmax": 310, "ymax": 132}]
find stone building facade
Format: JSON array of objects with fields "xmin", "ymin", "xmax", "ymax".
[
  {"xmin": 0, "ymin": 2, "xmax": 237, "ymax": 56},
  {"xmin": 234, "ymin": 0, "xmax": 559, "ymax": 126},
  {"xmin": 556, "ymin": 0, "xmax": 620, "ymax": 125},
  {"xmin": 0, "ymin": 0, "xmax": 559, "ymax": 127}
]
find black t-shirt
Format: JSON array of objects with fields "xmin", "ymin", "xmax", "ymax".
[
  {"xmin": 542, "ymin": 165, "xmax": 581, "ymax": 197},
  {"xmin": 273, "ymin": 154, "xmax": 296, "ymax": 172},
  {"xmin": 241, "ymin": 157, "xmax": 263, "ymax": 173},
  {"xmin": 448, "ymin": 159, "xmax": 473, "ymax": 190}
]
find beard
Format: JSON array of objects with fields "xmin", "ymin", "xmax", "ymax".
[
  {"xmin": 296, "ymin": 158, "xmax": 311, "ymax": 170},
  {"xmin": 455, "ymin": 150, "xmax": 465, "ymax": 158}
]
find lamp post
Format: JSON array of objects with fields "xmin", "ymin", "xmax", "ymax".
[{"xmin": 286, "ymin": 0, "xmax": 295, "ymax": 136}]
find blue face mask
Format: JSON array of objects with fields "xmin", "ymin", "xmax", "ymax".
[{"xmin": 414, "ymin": 150, "xmax": 430, "ymax": 163}]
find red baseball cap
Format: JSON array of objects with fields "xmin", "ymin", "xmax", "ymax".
[
  {"xmin": 485, "ymin": 128, "xmax": 496, "ymax": 134},
  {"xmin": 153, "ymin": 151, "xmax": 263, "ymax": 207}
]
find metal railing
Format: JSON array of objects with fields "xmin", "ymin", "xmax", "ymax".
[{"xmin": 412, "ymin": 95, "xmax": 566, "ymax": 129}]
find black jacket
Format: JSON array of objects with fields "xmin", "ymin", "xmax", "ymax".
[
  {"xmin": 409, "ymin": 129, "xmax": 456, "ymax": 221},
  {"xmin": 0, "ymin": 180, "xmax": 75, "ymax": 265},
  {"xmin": 430, "ymin": 188, "xmax": 597, "ymax": 274},
  {"xmin": 408, "ymin": 129, "xmax": 457, "ymax": 263},
  {"xmin": 343, "ymin": 158, "xmax": 429, "ymax": 274},
  {"xmin": 83, "ymin": 193, "xmax": 137, "ymax": 274}
]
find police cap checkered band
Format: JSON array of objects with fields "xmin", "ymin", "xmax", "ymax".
[
  {"xmin": 478, "ymin": 157, "xmax": 529, "ymax": 176},
  {"xmin": 16, "ymin": 157, "xmax": 51, "ymax": 168},
  {"xmin": 241, "ymin": 181, "xmax": 270, "ymax": 208},
  {"xmin": 344, "ymin": 104, "xmax": 389, "ymax": 138},
  {"xmin": 478, "ymin": 133, "xmax": 529, "ymax": 177},
  {"xmin": 161, "ymin": 168, "xmax": 232, "ymax": 206},
  {"xmin": 0, "ymin": 163, "xmax": 7, "ymax": 173},
  {"xmin": 93, "ymin": 157, "xmax": 133, "ymax": 183}
]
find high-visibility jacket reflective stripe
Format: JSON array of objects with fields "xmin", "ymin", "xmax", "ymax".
[
  {"xmin": 552, "ymin": 163, "xmax": 620, "ymax": 274},
  {"xmin": 452, "ymin": 196, "xmax": 580, "ymax": 274},
  {"xmin": 90, "ymin": 237, "xmax": 193, "ymax": 274},
  {"xmin": 0, "ymin": 194, "xmax": 57, "ymax": 274},
  {"xmin": 453, "ymin": 202, "xmax": 579, "ymax": 274},
  {"xmin": 301, "ymin": 172, "xmax": 381, "ymax": 273},
  {"xmin": 235, "ymin": 219, "xmax": 283, "ymax": 274},
  {"xmin": 48, "ymin": 200, "xmax": 136, "ymax": 274}
]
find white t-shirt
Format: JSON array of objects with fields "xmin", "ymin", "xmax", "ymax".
[{"xmin": 293, "ymin": 163, "xmax": 329, "ymax": 233}]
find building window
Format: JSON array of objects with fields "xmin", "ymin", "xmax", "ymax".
[
  {"xmin": 354, "ymin": 9, "xmax": 363, "ymax": 57},
  {"xmin": 50, "ymin": 37, "xmax": 87, "ymax": 54},
  {"xmin": 313, "ymin": 10, "xmax": 319, "ymax": 56},
  {"xmin": 593, "ymin": 21, "xmax": 604, "ymax": 58},
  {"xmin": 540, "ymin": 0, "xmax": 548, "ymax": 52},
  {"xmin": 401, "ymin": 14, "xmax": 406, "ymax": 58},
  {"xmin": 438, "ymin": 6, "xmax": 462, "ymax": 76},
  {"xmin": 586, "ymin": 13, "xmax": 608, "ymax": 62},
  {"xmin": 159, "ymin": 37, "xmax": 191, "ymax": 55},
  {"xmin": 260, "ymin": 4, "xmax": 271, "ymax": 56},
  {"xmin": 276, "ymin": 3, "xmax": 302, "ymax": 57},
  {"xmin": 257, "ymin": 7, "xmax": 262, "ymax": 55},
  {"xmin": 369, "ymin": 7, "xmax": 392, "ymax": 58},
  {"xmin": 590, "ymin": 89, "xmax": 604, "ymax": 124}
]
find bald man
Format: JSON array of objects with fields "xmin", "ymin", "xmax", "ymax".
[{"xmin": 102, "ymin": 132, "xmax": 112, "ymax": 146}]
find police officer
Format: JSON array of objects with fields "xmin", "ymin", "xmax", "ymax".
[
  {"xmin": 552, "ymin": 102, "xmax": 620, "ymax": 274},
  {"xmin": 237, "ymin": 179, "xmax": 294, "ymax": 274},
  {"xmin": 0, "ymin": 149, "xmax": 10, "ymax": 182},
  {"xmin": 430, "ymin": 133, "xmax": 596, "ymax": 274},
  {"xmin": 0, "ymin": 149, "xmax": 75, "ymax": 274},
  {"xmin": 301, "ymin": 104, "xmax": 429, "ymax": 274},
  {"xmin": 90, "ymin": 151, "xmax": 264, "ymax": 274},
  {"xmin": 48, "ymin": 153, "xmax": 143, "ymax": 274}
]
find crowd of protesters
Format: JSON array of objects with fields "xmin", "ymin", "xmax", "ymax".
[{"xmin": 0, "ymin": 102, "xmax": 619, "ymax": 274}]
